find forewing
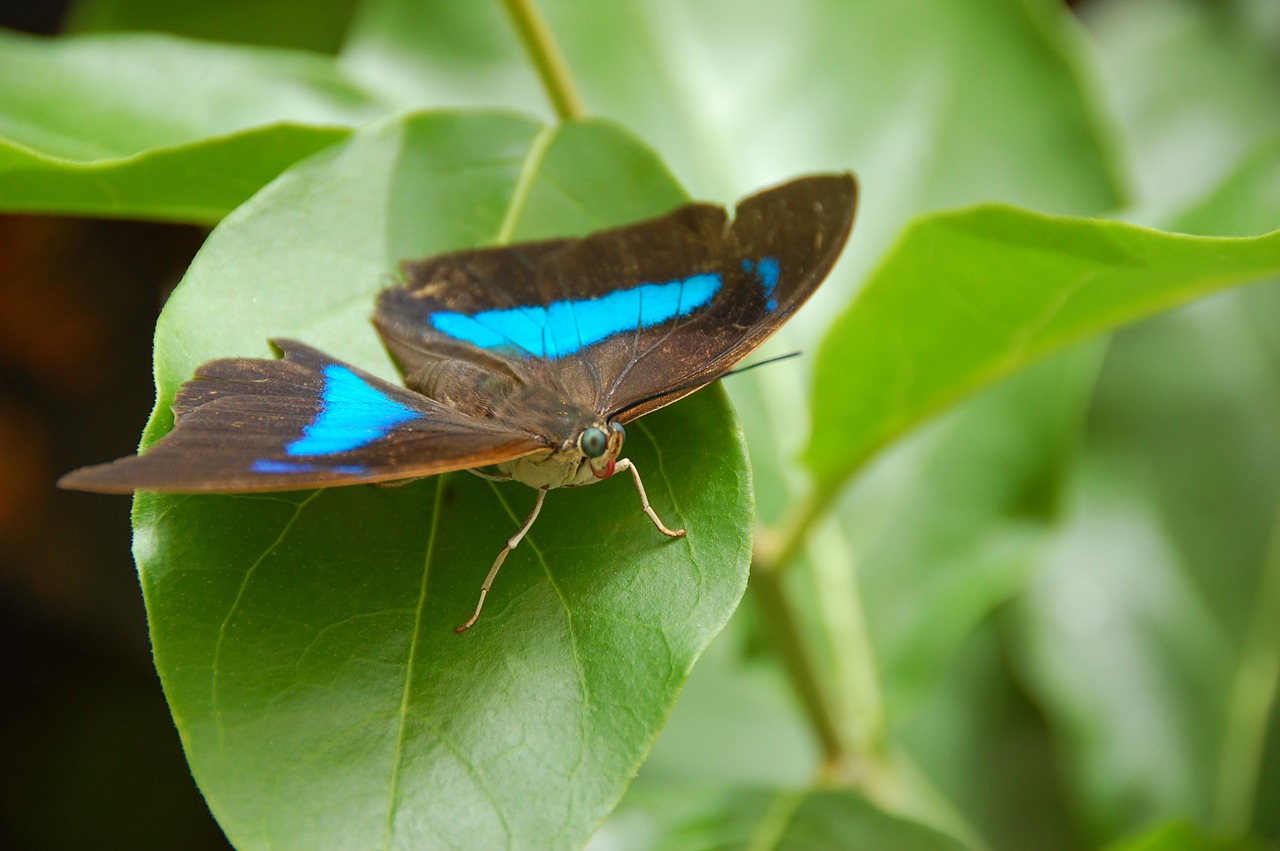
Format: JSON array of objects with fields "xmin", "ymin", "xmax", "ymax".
[
  {"xmin": 59, "ymin": 340, "xmax": 544, "ymax": 494},
  {"xmin": 373, "ymin": 174, "xmax": 857, "ymax": 423},
  {"xmin": 374, "ymin": 239, "xmax": 573, "ymax": 394},
  {"xmin": 596, "ymin": 174, "xmax": 858, "ymax": 420}
]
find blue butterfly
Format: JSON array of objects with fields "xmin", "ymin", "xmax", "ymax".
[{"xmin": 60, "ymin": 174, "xmax": 858, "ymax": 630}]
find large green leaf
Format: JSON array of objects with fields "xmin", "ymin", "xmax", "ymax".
[
  {"xmin": 805, "ymin": 208, "xmax": 1280, "ymax": 491},
  {"xmin": 0, "ymin": 29, "xmax": 387, "ymax": 221},
  {"xmin": 133, "ymin": 111, "xmax": 752, "ymax": 849}
]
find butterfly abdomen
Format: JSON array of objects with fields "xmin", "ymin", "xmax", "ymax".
[{"xmin": 403, "ymin": 358, "xmax": 523, "ymax": 419}]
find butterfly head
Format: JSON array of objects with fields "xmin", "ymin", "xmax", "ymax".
[
  {"xmin": 578, "ymin": 421, "xmax": 626, "ymax": 480},
  {"xmin": 497, "ymin": 418, "xmax": 625, "ymax": 489}
]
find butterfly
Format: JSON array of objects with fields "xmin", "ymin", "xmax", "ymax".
[{"xmin": 59, "ymin": 173, "xmax": 858, "ymax": 631}]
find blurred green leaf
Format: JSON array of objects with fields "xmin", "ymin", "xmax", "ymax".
[
  {"xmin": 631, "ymin": 626, "xmax": 817, "ymax": 790},
  {"xmin": 1103, "ymin": 820, "xmax": 1274, "ymax": 851},
  {"xmin": 1081, "ymin": 0, "xmax": 1280, "ymax": 211},
  {"xmin": 767, "ymin": 790, "xmax": 968, "ymax": 851},
  {"xmin": 797, "ymin": 202, "xmax": 1280, "ymax": 849},
  {"xmin": 345, "ymin": 0, "xmax": 1124, "ymax": 223},
  {"xmin": 0, "ymin": 29, "xmax": 387, "ymax": 221},
  {"xmin": 1010, "ymin": 283, "xmax": 1280, "ymax": 840},
  {"xmin": 1003, "ymin": 93, "xmax": 1280, "ymax": 842},
  {"xmin": 135, "ymin": 112, "xmax": 752, "ymax": 849},
  {"xmin": 637, "ymin": 787, "xmax": 968, "ymax": 851},
  {"xmin": 1169, "ymin": 131, "xmax": 1280, "ymax": 238},
  {"xmin": 342, "ymin": 0, "xmax": 542, "ymax": 114},
  {"xmin": 805, "ymin": 208, "xmax": 1280, "ymax": 491},
  {"xmin": 1012, "ymin": 463, "xmax": 1236, "ymax": 837},
  {"xmin": 851, "ymin": 345, "xmax": 1104, "ymax": 718},
  {"xmin": 66, "ymin": 0, "xmax": 360, "ymax": 52},
  {"xmin": 893, "ymin": 622, "xmax": 1082, "ymax": 851}
]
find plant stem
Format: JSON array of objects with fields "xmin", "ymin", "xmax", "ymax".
[
  {"xmin": 768, "ymin": 478, "xmax": 840, "ymax": 578},
  {"xmin": 1214, "ymin": 506, "xmax": 1280, "ymax": 833},
  {"xmin": 755, "ymin": 480, "xmax": 903, "ymax": 800},
  {"xmin": 500, "ymin": 0, "xmax": 587, "ymax": 122},
  {"xmin": 750, "ymin": 554, "xmax": 849, "ymax": 768}
]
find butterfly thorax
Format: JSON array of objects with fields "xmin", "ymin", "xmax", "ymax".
[
  {"xmin": 497, "ymin": 418, "xmax": 625, "ymax": 489},
  {"xmin": 402, "ymin": 353, "xmax": 627, "ymax": 489}
]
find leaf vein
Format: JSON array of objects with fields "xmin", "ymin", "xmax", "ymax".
[{"xmin": 382, "ymin": 476, "xmax": 446, "ymax": 849}]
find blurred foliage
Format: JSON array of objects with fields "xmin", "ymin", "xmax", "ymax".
[{"xmin": 2, "ymin": 0, "xmax": 1279, "ymax": 849}]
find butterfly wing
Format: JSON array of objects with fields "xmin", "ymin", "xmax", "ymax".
[
  {"xmin": 374, "ymin": 174, "xmax": 857, "ymax": 424},
  {"xmin": 566, "ymin": 174, "xmax": 858, "ymax": 421},
  {"xmin": 375, "ymin": 238, "xmax": 572, "ymax": 393},
  {"xmin": 59, "ymin": 339, "xmax": 546, "ymax": 494}
]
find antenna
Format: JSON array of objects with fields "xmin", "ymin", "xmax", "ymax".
[{"xmin": 610, "ymin": 351, "xmax": 804, "ymax": 421}]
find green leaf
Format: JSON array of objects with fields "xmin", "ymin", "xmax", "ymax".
[
  {"xmin": 67, "ymin": 0, "xmax": 360, "ymax": 53},
  {"xmin": 798, "ymin": 204, "xmax": 1280, "ymax": 784},
  {"xmin": 892, "ymin": 622, "xmax": 1083, "ymax": 850},
  {"xmin": 1009, "ymin": 278, "xmax": 1280, "ymax": 837},
  {"xmin": 0, "ymin": 29, "xmax": 387, "ymax": 222},
  {"xmin": 853, "ymin": 345, "xmax": 1105, "ymax": 717},
  {"xmin": 134, "ymin": 111, "xmax": 752, "ymax": 849},
  {"xmin": 1169, "ymin": 131, "xmax": 1280, "ymax": 238},
  {"xmin": 804, "ymin": 207, "xmax": 1280, "ymax": 491},
  {"xmin": 1082, "ymin": 0, "xmax": 1280, "ymax": 211},
  {"xmin": 1103, "ymin": 820, "xmax": 1274, "ymax": 851},
  {"xmin": 342, "ymin": 0, "xmax": 543, "ymax": 115},
  {"xmin": 346, "ymin": 0, "xmax": 1125, "ymax": 225},
  {"xmin": 998, "ymin": 14, "xmax": 1280, "ymax": 843},
  {"xmin": 629, "ymin": 624, "xmax": 818, "ymax": 789},
  {"xmin": 650, "ymin": 788, "xmax": 968, "ymax": 851},
  {"xmin": 1011, "ymin": 466, "xmax": 1236, "ymax": 835}
]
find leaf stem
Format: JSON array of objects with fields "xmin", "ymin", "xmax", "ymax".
[
  {"xmin": 749, "ymin": 554, "xmax": 849, "ymax": 768},
  {"xmin": 767, "ymin": 478, "xmax": 841, "ymax": 578},
  {"xmin": 755, "ymin": 477, "xmax": 903, "ymax": 800},
  {"xmin": 1214, "ymin": 505, "xmax": 1280, "ymax": 833},
  {"xmin": 500, "ymin": 0, "xmax": 587, "ymax": 122}
]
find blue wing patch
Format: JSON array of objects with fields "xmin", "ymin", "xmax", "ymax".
[
  {"xmin": 742, "ymin": 256, "xmax": 781, "ymax": 310},
  {"xmin": 250, "ymin": 460, "xmax": 368, "ymax": 474},
  {"xmin": 429, "ymin": 273, "xmax": 723, "ymax": 358},
  {"xmin": 285, "ymin": 364, "xmax": 420, "ymax": 457}
]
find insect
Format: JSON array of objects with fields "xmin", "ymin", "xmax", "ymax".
[{"xmin": 60, "ymin": 174, "xmax": 858, "ymax": 631}]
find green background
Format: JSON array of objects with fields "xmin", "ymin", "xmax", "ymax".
[{"xmin": 3, "ymin": 0, "xmax": 1279, "ymax": 849}]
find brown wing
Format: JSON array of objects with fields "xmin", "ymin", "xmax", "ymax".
[
  {"xmin": 372, "ymin": 174, "xmax": 858, "ymax": 424},
  {"xmin": 58, "ymin": 340, "xmax": 545, "ymax": 494}
]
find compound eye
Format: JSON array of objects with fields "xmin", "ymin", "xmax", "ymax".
[
  {"xmin": 579, "ymin": 426, "xmax": 609, "ymax": 458},
  {"xmin": 611, "ymin": 422, "xmax": 626, "ymax": 445}
]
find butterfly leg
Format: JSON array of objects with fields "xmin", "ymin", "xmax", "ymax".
[
  {"xmin": 614, "ymin": 459, "xmax": 686, "ymax": 538},
  {"xmin": 467, "ymin": 468, "xmax": 513, "ymax": 482},
  {"xmin": 375, "ymin": 477, "xmax": 425, "ymax": 489},
  {"xmin": 455, "ymin": 486, "xmax": 549, "ymax": 634}
]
